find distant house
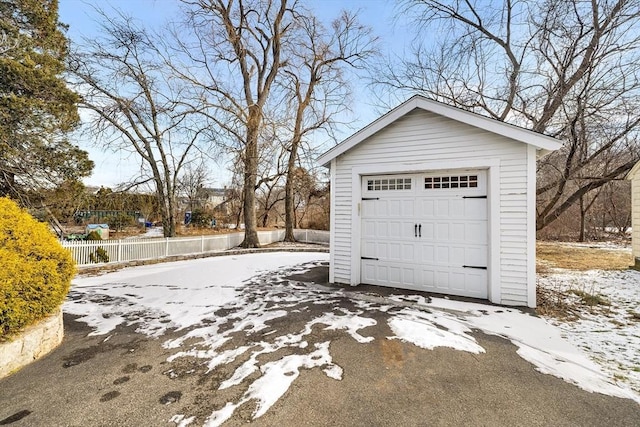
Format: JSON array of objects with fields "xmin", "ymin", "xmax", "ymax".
[
  {"xmin": 318, "ymin": 95, "xmax": 562, "ymax": 307},
  {"xmin": 179, "ymin": 187, "xmax": 226, "ymax": 211},
  {"xmin": 627, "ymin": 161, "xmax": 640, "ymax": 268}
]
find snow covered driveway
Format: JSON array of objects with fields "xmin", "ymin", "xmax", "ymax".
[{"xmin": 63, "ymin": 252, "xmax": 640, "ymax": 426}]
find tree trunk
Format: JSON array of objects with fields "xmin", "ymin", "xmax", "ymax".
[
  {"xmin": 578, "ymin": 196, "xmax": 585, "ymax": 242},
  {"xmin": 156, "ymin": 180, "xmax": 177, "ymax": 238},
  {"xmin": 240, "ymin": 111, "xmax": 260, "ymax": 248},
  {"xmin": 160, "ymin": 200, "xmax": 176, "ymax": 237},
  {"xmin": 284, "ymin": 150, "xmax": 297, "ymax": 242},
  {"xmin": 241, "ymin": 166, "xmax": 260, "ymax": 247},
  {"xmin": 234, "ymin": 203, "xmax": 242, "ymax": 230}
]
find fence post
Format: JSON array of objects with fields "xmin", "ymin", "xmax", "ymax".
[
  {"xmin": 117, "ymin": 239, "xmax": 122, "ymax": 262},
  {"xmin": 201, "ymin": 235, "xmax": 204, "ymax": 253},
  {"xmin": 165, "ymin": 238, "xmax": 169, "ymax": 257}
]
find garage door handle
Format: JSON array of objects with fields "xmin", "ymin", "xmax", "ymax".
[
  {"xmin": 463, "ymin": 265, "xmax": 487, "ymax": 270},
  {"xmin": 418, "ymin": 224, "xmax": 421, "ymax": 237},
  {"xmin": 414, "ymin": 224, "xmax": 417, "ymax": 237}
]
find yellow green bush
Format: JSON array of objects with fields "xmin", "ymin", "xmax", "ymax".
[{"xmin": 0, "ymin": 197, "xmax": 75, "ymax": 339}]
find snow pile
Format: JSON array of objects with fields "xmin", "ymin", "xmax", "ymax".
[
  {"xmin": 64, "ymin": 253, "xmax": 640, "ymax": 426},
  {"xmin": 538, "ymin": 269, "xmax": 640, "ymax": 395}
]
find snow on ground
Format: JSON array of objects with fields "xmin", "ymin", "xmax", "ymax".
[
  {"xmin": 538, "ymin": 269, "xmax": 640, "ymax": 395},
  {"xmin": 66, "ymin": 253, "xmax": 321, "ymax": 335},
  {"xmin": 387, "ymin": 294, "xmax": 638, "ymax": 401},
  {"xmin": 545, "ymin": 240, "xmax": 631, "ymax": 251},
  {"xmin": 64, "ymin": 253, "xmax": 640, "ymax": 426},
  {"xmin": 124, "ymin": 227, "xmax": 164, "ymax": 239}
]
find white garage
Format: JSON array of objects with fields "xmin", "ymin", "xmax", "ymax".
[
  {"xmin": 360, "ymin": 170, "xmax": 488, "ymax": 299},
  {"xmin": 318, "ymin": 96, "xmax": 562, "ymax": 307}
]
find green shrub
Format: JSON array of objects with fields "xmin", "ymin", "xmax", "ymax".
[
  {"xmin": 85, "ymin": 230, "xmax": 103, "ymax": 241},
  {"xmin": 89, "ymin": 247, "xmax": 110, "ymax": 263},
  {"xmin": 190, "ymin": 208, "xmax": 215, "ymax": 228},
  {"xmin": 86, "ymin": 230, "xmax": 109, "ymax": 263},
  {"xmin": 0, "ymin": 197, "xmax": 76, "ymax": 339}
]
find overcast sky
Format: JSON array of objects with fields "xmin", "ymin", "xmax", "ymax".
[{"xmin": 58, "ymin": 0, "xmax": 412, "ymax": 188}]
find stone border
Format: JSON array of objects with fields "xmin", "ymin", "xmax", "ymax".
[{"xmin": 0, "ymin": 309, "xmax": 64, "ymax": 379}]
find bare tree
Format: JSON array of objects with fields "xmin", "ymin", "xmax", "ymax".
[
  {"xmin": 289, "ymin": 166, "xmax": 318, "ymax": 227},
  {"xmin": 69, "ymin": 12, "xmax": 209, "ymax": 237},
  {"xmin": 173, "ymin": 0, "xmax": 294, "ymax": 247},
  {"xmin": 379, "ymin": 0, "xmax": 640, "ymax": 232},
  {"xmin": 600, "ymin": 180, "xmax": 632, "ymax": 236},
  {"xmin": 279, "ymin": 9, "xmax": 377, "ymax": 241},
  {"xmin": 257, "ymin": 180, "xmax": 284, "ymax": 227},
  {"xmin": 220, "ymin": 161, "xmax": 245, "ymax": 229},
  {"xmin": 177, "ymin": 161, "xmax": 211, "ymax": 211},
  {"xmin": 254, "ymin": 125, "xmax": 287, "ymax": 227}
]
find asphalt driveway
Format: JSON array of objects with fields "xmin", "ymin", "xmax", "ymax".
[{"xmin": 1, "ymin": 256, "xmax": 638, "ymax": 427}]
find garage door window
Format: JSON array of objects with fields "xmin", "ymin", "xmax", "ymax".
[
  {"xmin": 424, "ymin": 175, "xmax": 477, "ymax": 189},
  {"xmin": 367, "ymin": 178, "xmax": 412, "ymax": 191}
]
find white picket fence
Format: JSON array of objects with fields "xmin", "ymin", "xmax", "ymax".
[{"xmin": 62, "ymin": 229, "xmax": 329, "ymax": 267}]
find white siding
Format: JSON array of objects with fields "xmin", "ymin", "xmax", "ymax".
[
  {"xmin": 332, "ymin": 108, "xmax": 534, "ymax": 306},
  {"xmin": 632, "ymin": 170, "xmax": 640, "ymax": 265}
]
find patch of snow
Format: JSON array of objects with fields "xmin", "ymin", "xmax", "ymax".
[
  {"xmin": 538, "ymin": 269, "xmax": 640, "ymax": 397},
  {"xmin": 125, "ymin": 227, "xmax": 164, "ymax": 239},
  {"xmin": 65, "ymin": 252, "xmax": 324, "ymax": 336},
  {"xmin": 65, "ymin": 252, "xmax": 640, "ymax": 426},
  {"xmin": 544, "ymin": 240, "xmax": 631, "ymax": 251},
  {"xmin": 205, "ymin": 342, "xmax": 336, "ymax": 427},
  {"xmin": 323, "ymin": 364, "xmax": 343, "ymax": 380},
  {"xmin": 305, "ymin": 311, "xmax": 376, "ymax": 343},
  {"xmin": 170, "ymin": 414, "xmax": 195, "ymax": 426},
  {"xmin": 389, "ymin": 292, "xmax": 640, "ymax": 403},
  {"xmin": 388, "ymin": 308, "xmax": 484, "ymax": 354}
]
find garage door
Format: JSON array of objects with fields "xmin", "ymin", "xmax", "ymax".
[{"xmin": 360, "ymin": 170, "xmax": 488, "ymax": 299}]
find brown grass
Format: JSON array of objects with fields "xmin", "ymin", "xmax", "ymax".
[
  {"xmin": 536, "ymin": 240, "xmax": 631, "ymax": 319},
  {"xmin": 536, "ymin": 241, "xmax": 633, "ymax": 272},
  {"xmin": 107, "ymin": 225, "xmax": 280, "ymax": 239}
]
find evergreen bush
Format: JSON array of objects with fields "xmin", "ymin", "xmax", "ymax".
[
  {"xmin": 0, "ymin": 198, "xmax": 75, "ymax": 339},
  {"xmin": 190, "ymin": 208, "xmax": 215, "ymax": 228},
  {"xmin": 85, "ymin": 230, "xmax": 103, "ymax": 241},
  {"xmin": 89, "ymin": 247, "xmax": 110, "ymax": 263}
]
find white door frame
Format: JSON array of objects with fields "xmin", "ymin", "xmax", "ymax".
[{"xmin": 350, "ymin": 159, "xmax": 502, "ymax": 304}]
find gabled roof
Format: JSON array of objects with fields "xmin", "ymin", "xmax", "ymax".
[
  {"xmin": 627, "ymin": 160, "xmax": 640, "ymax": 180},
  {"xmin": 318, "ymin": 95, "xmax": 563, "ymax": 167}
]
